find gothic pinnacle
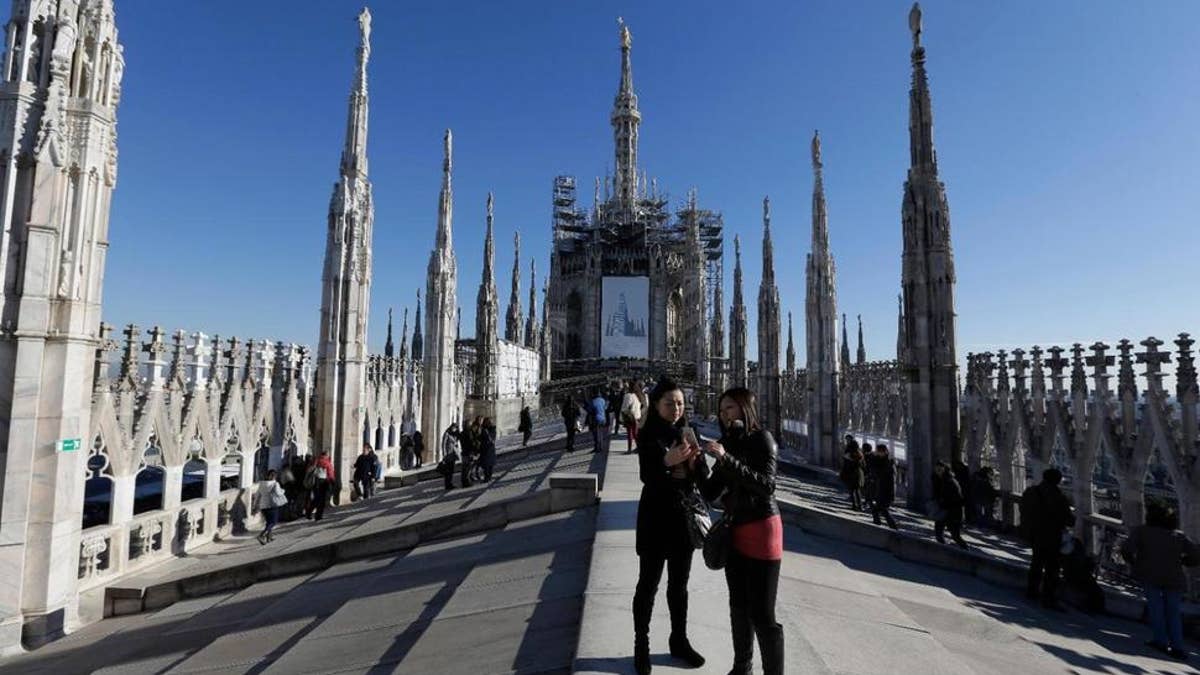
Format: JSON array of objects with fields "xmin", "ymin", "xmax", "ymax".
[
  {"xmin": 483, "ymin": 192, "xmax": 495, "ymax": 281},
  {"xmin": 384, "ymin": 307, "xmax": 394, "ymax": 358},
  {"xmin": 436, "ymin": 129, "xmax": 454, "ymax": 250},
  {"xmin": 761, "ymin": 196, "xmax": 775, "ymax": 285},
  {"xmin": 341, "ymin": 7, "xmax": 371, "ymax": 179}
]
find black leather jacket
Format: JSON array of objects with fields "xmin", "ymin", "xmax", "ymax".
[{"xmin": 701, "ymin": 428, "xmax": 780, "ymax": 525}]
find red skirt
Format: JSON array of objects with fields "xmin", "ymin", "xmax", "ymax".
[{"xmin": 732, "ymin": 514, "xmax": 783, "ymax": 561}]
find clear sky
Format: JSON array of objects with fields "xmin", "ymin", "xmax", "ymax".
[{"xmin": 19, "ymin": 0, "xmax": 1200, "ymax": 365}]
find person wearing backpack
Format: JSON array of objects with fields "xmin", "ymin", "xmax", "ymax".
[
  {"xmin": 1121, "ymin": 501, "xmax": 1199, "ymax": 661},
  {"xmin": 1020, "ymin": 468, "xmax": 1074, "ymax": 609}
]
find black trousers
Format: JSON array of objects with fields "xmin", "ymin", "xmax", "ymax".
[
  {"xmin": 633, "ymin": 550, "xmax": 693, "ymax": 643},
  {"xmin": 461, "ymin": 455, "xmax": 473, "ymax": 487},
  {"xmin": 355, "ymin": 476, "xmax": 374, "ymax": 499},
  {"xmin": 311, "ymin": 480, "xmax": 330, "ymax": 520},
  {"xmin": 442, "ymin": 458, "xmax": 457, "ymax": 490},
  {"xmin": 935, "ymin": 517, "xmax": 965, "ymax": 544},
  {"xmin": 522, "ymin": 429, "xmax": 531, "ymax": 446},
  {"xmin": 725, "ymin": 552, "xmax": 784, "ymax": 675},
  {"xmin": 564, "ymin": 422, "xmax": 576, "ymax": 451},
  {"xmin": 873, "ymin": 500, "xmax": 897, "ymax": 528},
  {"xmin": 1028, "ymin": 543, "xmax": 1062, "ymax": 601}
]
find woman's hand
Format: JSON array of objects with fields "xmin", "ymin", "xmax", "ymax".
[
  {"xmin": 703, "ymin": 440, "xmax": 727, "ymax": 460},
  {"xmin": 664, "ymin": 441, "xmax": 698, "ymax": 467}
]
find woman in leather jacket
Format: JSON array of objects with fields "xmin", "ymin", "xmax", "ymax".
[
  {"xmin": 701, "ymin": 386, "xmax": 784, "ymax": 675},
  {"xmin": 632, "ymin": 377, "xmax": 708, "ymax": 674}
]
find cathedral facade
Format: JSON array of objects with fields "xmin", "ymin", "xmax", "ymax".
[{"xmin": 547, "ymin": 22, "xmax": 722, "ymax": 393}]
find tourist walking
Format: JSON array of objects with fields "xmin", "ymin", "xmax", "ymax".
[
  {"xmin": 971, "ymin": 466, "xmax": 998, "ymax": 527},
  {"xmin": 561, "ymin": 396, "xmax": 579, "ymax": 452},
  {"xmin": 931, "ymin": 462, "xmax": 968, "ymax": 549},
  {"xmin": 438, "ymin": 423, "xmax": 461, "ymax": 490},
  {"xmin": 306, "ymin": 451, "xmax": 336, "ymax": 521},
  {"xmin": 590, "ymin": 389, "xmax": 609, "ymax": 453},
  {"xmin": 700, "ymin": 386, "xmax": 785, "ymax": 675},
  {"xmin": 621, "ymin": 380, "xmax": 643, "ymax": 453},
  {"xmin": 867, "ymin": 444, "xmax": 899, "ymax": 529},
  {"xmin": 519, "ymin": 406, "xmax": 533, "ymax": 447},
  {"xmin": 255, "ymin": 469, "xmax": 288, "ymax": 544},
  {"xmin": 461, "ymin": 416, "xmax": 482, "ymax": 487},
  {"xmin": 353, "ymin": 443, "xmax": 379, "ymax": 500},
  {"xmin": 840, "ymin": 443, "xmax": 865, "ymax": 511},
  {"xmin": 1020, "ymin": 468, "xmax": 1074, "ymax": 609},
  {"xmin": 1121, "ymin": 501, "xmax": 1199, "ymax": 661},
  {"xmin": 479, "ymin": 417, "xmax": 497, "ymax": 482},
  {"xmin": 608, "ymin": 386, "xmax": 624, "ymax": 435},
  {"xmin": 952, "ymin": 459, "xmax": 973, "ymax": 526},
  {"xmin": 631, "ymin": 377, "xmax": 708, "ymax": 674},
  {"xmin": 413, "ymin": 430, "xmax": 424, "ymax": 468}
]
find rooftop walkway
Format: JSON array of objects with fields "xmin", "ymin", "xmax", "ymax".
[
  {"xmin": 575, "ymin": 439, "xmax": 1196, "ymax": 675},
  {"xmin": 2, "ymin": 425, "xmax": 1195, "ymax": 674}
]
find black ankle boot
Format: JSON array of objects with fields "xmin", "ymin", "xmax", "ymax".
[
  {"xmin": 669, "ymin": 634, "xmax": 706, "ymax": 668},
  {"xmin": 634, "ymin": 637, "xmax": 651, "ymax": 675}
]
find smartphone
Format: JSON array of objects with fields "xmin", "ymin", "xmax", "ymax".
[{"xmin": 680, "ymin": 426, "xmax": 698, "ymax": 448}]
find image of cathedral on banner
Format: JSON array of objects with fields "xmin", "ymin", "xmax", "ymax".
[{"xmin": 601, "ymin": 276, "xmax": 649, "ymax": 358}]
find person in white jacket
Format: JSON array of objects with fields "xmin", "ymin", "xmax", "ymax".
[
  {"xmin": 255, "ymin": 469, "xmax": 288, "ymax": 544},
  {"xmin": 620, "ymin": 380, "xmax": 643, "ymax": 454}
]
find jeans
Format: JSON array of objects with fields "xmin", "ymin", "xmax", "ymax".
[
  {"xmin": 1027, "ymin": 544, "xmax": 1061, "ymax": 602},
  {"xmin": 310, "ymin": 480, "xmax": 330, "ymax": 520},
  {"xmin": 725, "ymin": 552, "xmax": 784, "ymax": 674},
  {"xmin": 590, "ymin": 424, "xmax": 608, "ymax": 453},
  {"xmin": 262, "ymin": 507, "xmax": 279, "ymax": 536},
  {"xmin": 1145, "ymin": 584, "xmax": 1185, "ymax": 650},
  {"xmin": 847, "ymin": 486, "xmax": 862, "ymax": 510},
  {"xmin": 633, "ymin": 551, "xmax": 693, "ymax": 644}
]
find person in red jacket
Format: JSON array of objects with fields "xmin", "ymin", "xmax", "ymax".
[{"xmin": 307, "ymin": 451, "xmax": 336, "ymax": 521}]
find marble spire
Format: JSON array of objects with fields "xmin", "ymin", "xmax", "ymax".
[
  {"xmin": 806, "ymin": 129, "xmax": 840, "ymax": 465},
  {"xmin": 757, "ymin": 196, "xmax": 782, "ymax": 436},
  {"xmin": 729, "ymin": 235, "xmax": 748, "ymax": 387},
  {"xmin": 612, "ymin": 18, "xmax": 642, "ymax": 210},
  {"xmin": 506, "ymin": 231, "xmax": 522, "ymax": 342},
  {"xmin": 315, "ymin": 7, "xmax": 375, "ymax": 495},
  {"xmin": 423, "ymin": 129, "xmax": 460, "ymax": 455},
  {"xmin": 900, "ymin": 2, "xmax": 960, "ymax": 508},
  {"xmin": 474, "ymin": 192, "xmax": 499, "ymax": 397}
]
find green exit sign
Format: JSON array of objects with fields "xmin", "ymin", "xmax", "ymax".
[{"xmin": 57, "ymin": 438, "xmax": 82, "ymax": 452}]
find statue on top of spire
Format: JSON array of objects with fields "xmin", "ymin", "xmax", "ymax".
[
  {"xmin": 618, "ymin": 17, "xmax": 631, "ymax": 49},
  {"xmin": 909, "ymin": 2, "xmax": 922, "ymax": 47},
  {"xmin": 812, "ymin": 129, "xmax": 822, "ymax": 168}
]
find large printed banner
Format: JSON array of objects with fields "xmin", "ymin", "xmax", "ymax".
[{"xmin": 601, "ymin": 276, "xmax": 649, "ymax": 358}]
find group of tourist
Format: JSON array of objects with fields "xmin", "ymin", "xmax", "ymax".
[
  {"xmin": 436, "ymin": 416, "xmax": 498, "ymax": 490},
  {"xmin": 632, "ymin": 377, "xmax": 784, "ymax": 675},
  {"xmin": 837, "ymin": 430, "xmax": 1198, "ymax": 663},
  {"xmin": 838, "ymin": 436, "xmax": 900, "ymax": 529},
  {"xmin": 560, "ymin": 380, "xmax": 651, "ymax": 454}
]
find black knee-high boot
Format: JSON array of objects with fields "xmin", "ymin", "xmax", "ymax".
[
  {"xmin": 728, "ymin": 605, "xmax": 754, "ymax": 674},
  {"xmin": 757, "ymin": 622, "xmax": 785, "ymax": 675},
  {"xmin": 632, "ymin": 590, "xmax": 653, "ymax": 674},
  {"xmin": 666, "ymin": 585, "xmax": 705, "ymax": 668}
]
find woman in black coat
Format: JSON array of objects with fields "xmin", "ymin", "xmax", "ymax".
[
  {"xmin": 932, "ymin": 462, "xmax": 968, "ymax": 548},
  {"xmin": 479, "ymin": 417, "xmax": 497, "ymax": 481},
  {"xmin": 700, "ymin": 387, "xmax": 784, "ymax": 675},
  {"xmin": 632, "ymin": 377, "xmax": 708, "ymax": 674}
]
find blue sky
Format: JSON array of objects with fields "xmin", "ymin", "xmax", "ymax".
[{"xmin": 23, "ymin": 1, "xmax": 1200, "ymax": 365}]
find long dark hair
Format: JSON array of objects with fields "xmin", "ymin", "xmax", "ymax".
[
  {"xmin": 646, "ymin": 376, "xmax": 685, "ymax": 428},
  {"xmin": 718, "ymin": 386, "xmax": 761, "ymax": 435}
]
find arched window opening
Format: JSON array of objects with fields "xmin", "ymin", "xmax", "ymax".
[
  {"xmin": 667, "ymin": 289, "xmax": 684, "ymax": 360},
  {"xmin": 388, "ymin": 423, "xmax": 397, "ymax": 448},
  {"xmin": 83, "ymin": 435, "xmax": 113, "ymax": 529},
  {"xmin": 253, "ymin": 443, "xmax": 271, "ymax": 483},
  {"xmin": 181, "ymin": 437, "xmax": 207, "ymax": 502},
  {"xmin": 133, "ymin": 436, "xmax": 165, "ymax": 515},
  {"xmin": 221, "ymin": 432, "xmax": 243, "ymax": 491}
]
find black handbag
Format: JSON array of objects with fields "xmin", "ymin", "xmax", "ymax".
[
  {"xmin": 681, "ymin": 489, "xmax": 712, "ymax": 549},
  {"xmin": 703, "ymin": 513, "xmax": 732, "ymax": 570}
]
